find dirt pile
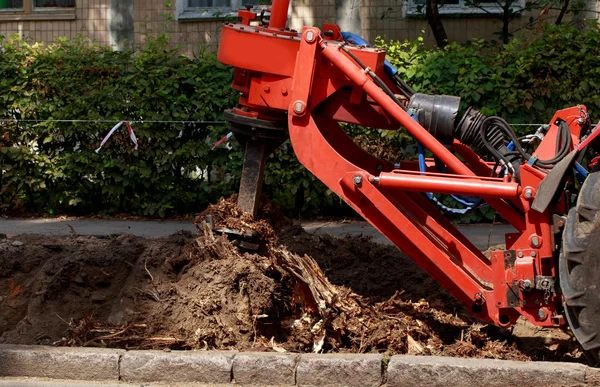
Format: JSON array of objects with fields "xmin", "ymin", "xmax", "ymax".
[{"xmin": 0, "ymin": 197, "xmax": 585, "ymax": 361}]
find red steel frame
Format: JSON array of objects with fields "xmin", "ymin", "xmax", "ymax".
[{"xmin": 217, "ymin": 3, "xmax": 589, "ymax": 328}]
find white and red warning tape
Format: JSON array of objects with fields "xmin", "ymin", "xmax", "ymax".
[
  {"xmin": 95, "ymin": 121, "xmax": 138, "ymax": 153},
  {"xmin": 212, "ymin": 132, "xmax": 233, "ymax": 150}
]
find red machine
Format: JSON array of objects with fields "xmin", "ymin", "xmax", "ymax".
[{"xmin": 217, "ymin": 1, "xmax": 600, "ymax": 365}]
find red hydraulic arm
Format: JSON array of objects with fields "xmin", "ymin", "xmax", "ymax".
[{"xmin": 216, "ymin": 2, "xmax": 590, "ymax": 329}]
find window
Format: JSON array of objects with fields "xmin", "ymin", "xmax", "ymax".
[
  {"xmin": 176, "ymin": 0, "xmax": 263, "ymax": 20},
  {"xmin": 407, "ymin": 0, "xmax": 521, "ymax": 15},
  {"xmin": 0, "ymin": 0, "xmax": 75, "ymax": 20},
  {"xmin": 34, "ymin": 0, "xmax": 75, "ymax": 8},
  {"xmin": 0, "ymin": 0, "xmax": 24, "ymax": 9}
]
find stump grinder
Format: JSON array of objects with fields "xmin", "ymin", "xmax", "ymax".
[{"xmin": 216, "ymin": 3, "xmax": 600, "ymax": 365}]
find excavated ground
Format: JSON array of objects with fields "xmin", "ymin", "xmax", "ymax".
[{"xmin": 0, "ymin": 197, "xmax": 586, "ymax": 362}]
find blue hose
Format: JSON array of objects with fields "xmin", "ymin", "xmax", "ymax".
[
  {"xmin": 417, "ymin": 142, "xmax": 484, "ymax": 215},
  {"xmin": 412, "ymin": 108, "xmax": 484, "ymax": 215},
  {"xmin": 574, "ymin": 161, "xmax": 588, "ymax": 185},
  {"xmin": 432, "ymin": 157, "xmax": 485, "ymax": 208}
]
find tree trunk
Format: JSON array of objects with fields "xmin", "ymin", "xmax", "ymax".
[
  {"xmin": 555, "ymin": 0, "xmax": 571, "ymax": 25},
  {"xmin": 426, "ymin": 0, "xmax": 449, "ymax": 48},
  {"xmin": 501, "ymin": 18, "xmax": 510, "ymax": 44},
  {"xmin": 501, "ymin": 0, "xmax": 512, "ymax": 44}
]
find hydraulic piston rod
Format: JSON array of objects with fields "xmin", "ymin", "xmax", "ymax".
[{"xmin": 373, "ymin": 172, "xmax": 520, "ymax": 199}]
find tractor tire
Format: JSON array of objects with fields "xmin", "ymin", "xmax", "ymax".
[{"xmin": 560, "ymin": 170, "xmax": 600, "ymax": 366}]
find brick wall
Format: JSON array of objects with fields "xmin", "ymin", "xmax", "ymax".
[
  {"xmin": 0, "ymin": 0, "xmax": 111, "ymax": 46},
  {"xmin": 288, "ymin": 0, "xmax": 559, "ymax": 44},
  {"xmin": 133, "ymin": 1, "xmax": 223, "ymax": 53},
  {"xmin": 0, "ymin": 0, "xmax": 598, "ymax": 55}
]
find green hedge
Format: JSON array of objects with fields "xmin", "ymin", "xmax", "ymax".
[
  {"xmin": 379, "ymin": 23, "xmax": 600, "ymax": 127},
  {"xmin": 0, "ymin": 35, "xmax": 242, "ymax": 217},
  {"xmin": 0, "ymin": 34, "xmax": 346, "ymax": 217},
  {"xmin": 1, "ymin": 24, "xmax": 600, "ymax": 219}
]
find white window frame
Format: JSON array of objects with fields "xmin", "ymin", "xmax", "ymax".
[
  {"xmin": 405, "ymin": 0, "xmax": 523, "ymax": 16},
  {"xmin": 0, "ymin": 0, "xmax": 75, "ymax": 20},
  {"xmin": 176, "ymin": 0, "xmax": 268, "ymax": 21}
]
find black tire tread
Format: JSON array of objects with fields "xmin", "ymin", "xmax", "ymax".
[{"xmin": 560, "ymin": 171, "xmax": 600, "ymax": 366}]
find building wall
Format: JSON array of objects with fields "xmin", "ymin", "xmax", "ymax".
[
  {"xmin": 0, "ymin": 0, "xmax": 598, "ymax": 55},
  {"xmin": 291, "ymin": 0, "xmax": 600, "ymax": 44},
  {"xmin": 0, "ymin": 0, "xmax": 111, "ymax": 46},
  {"xmin": 133, "ymin": 0, "xmax": 223, "ymax": 53}
]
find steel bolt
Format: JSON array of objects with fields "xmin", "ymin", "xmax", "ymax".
[
  {"xmin": 531, "ymin": 251, "xmax": 537, "ymax": 257},
  {"xmin": 578, "ymin": 117, "xmax": 585, "ymax": 125},
  {"xmin": 538, "ymin": 309, "xmax": 546, "ymax": 319},
  {"xmin": 524, "ymin": 188, "xmax": 533, "ymax": 199},
  {"xmin": 474, "ymin": 292, "xmax": 484, "ymax": 304},
  {"xmin": 353, "ymin": 176, "xmax": 363, "ymax": 186},
  {"xmin": 531, "ymin": 236, "xmax": 540, "ymax": 247},
  {"xmin": 293, "ymin": 101, "xmax": 305, "ymax": 115},
  {"xmin": 305, "ymin": 30, "xmax": 315, "ymax": 43},
  {"xmin": 541, "ymin": 279, "xmax": 549, "ymax": 288},
  {"xmin": 517, "ymin": 251, "xmax": 524, "ymax": 258}
]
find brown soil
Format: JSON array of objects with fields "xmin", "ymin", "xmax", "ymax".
[{"xmin": 0, "ymin": 197, "xmax": 585, "ymax": 362}]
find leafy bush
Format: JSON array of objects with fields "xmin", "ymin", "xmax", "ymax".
[
  {"xmin": 0, "ymin": 35, "xmax": 240, "ymax": 217},
  {"xmin": 2, "ymin": 23, "xmax": 600, "ymax": 220},
  {"xmin": 0, "ymin": 34, "xmax": 348, "ymax": 217},
  {"xmin": 379, "ymin": 23, "xmax": 600, "ymax": 128}
]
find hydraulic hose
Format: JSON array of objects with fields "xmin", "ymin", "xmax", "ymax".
[
  {"xmin": 480, "ymin": 117, "xmax": 571, "ymax": 170},
  {"xmin": 339, "ymin": 44, "xmax": 407, "ymax": 111}
]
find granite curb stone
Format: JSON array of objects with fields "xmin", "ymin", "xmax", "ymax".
[
  {"xmin": 1, "ymin": 344, "xmax": 597, "ymax": 386},
  {"xmin": 296, "ymin": 353, "xmax": 383, "ymax": 387},
  {"xmin": 386, "ymin": 354, "xmax": 588, "ymax": 387},
  {"xmin": 0, "ymin": 344, "xmax": 121, "ymax": 381},
  {"xmin": 120, "ymin": 350, "xmax": 236, "ymax": 383},
  {"xmin": 232, "ymin": 352, "xmax": 299, "ymax": 385},
  {"xmin": 587, "ymin": 366, "xmax": 600, "ymax": 386}
]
